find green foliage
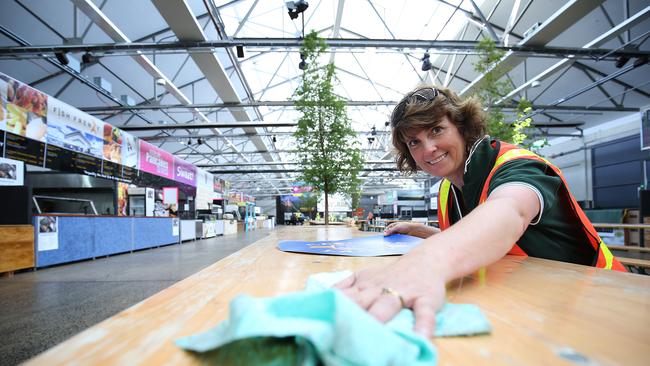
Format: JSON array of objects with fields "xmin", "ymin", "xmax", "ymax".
[
  {"xmin": 292, "ymin": 31, "xmax": 363, "ymax": 223},
  {"xmin": 473, "ymin": 38, "xmax": 533, "ymax": 145}
]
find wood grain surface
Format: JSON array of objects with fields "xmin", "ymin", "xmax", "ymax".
[
  {"xmin": 0, "ymin": 225, "xmax": 34, "ymax": 273},
  {"xmin": 25, "ymin": 226, "xmax": 650, "ymax": 365}
]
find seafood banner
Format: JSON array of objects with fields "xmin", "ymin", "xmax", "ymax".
[
  {"xmin": 47, "ymin": 97, "xmax": 105, "ymax": 158},
  {"xmin": 139, "ymin": 140, "xmax": 174, "ymax": 180}
]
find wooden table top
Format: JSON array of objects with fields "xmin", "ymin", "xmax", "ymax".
[
  {"xmin": 592, "ymin": 223, "xmax": 650, "ymax": 230},
  {"xmin": 26, "ymin": 226, "xmax": 650, "ymax": 366},
  {"xmin": 608, "ymin": 245, "xmax": 650, "ymax": 253}
]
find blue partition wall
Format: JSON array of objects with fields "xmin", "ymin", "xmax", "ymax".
[{"xmin": 35, "ymin": 216, "xmax": 179, "ymax": 267}]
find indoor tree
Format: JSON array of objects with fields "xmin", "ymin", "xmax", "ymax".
[
  {"xmin": 293, "ymin": 31, "xmax": 363, "ymax": 224},
  {"xmin": 473, "ymin": 38, "xmax": 532, "ymax": 145}
]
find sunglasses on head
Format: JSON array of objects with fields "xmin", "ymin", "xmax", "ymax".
[{"xmin": 390, "ymin": 87, "xmax": 440, "ymax": 127}]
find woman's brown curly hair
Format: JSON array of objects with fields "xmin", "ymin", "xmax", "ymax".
[{"xmin": 390, "ymin": 85, "xmax": 486, "ymax": 174}]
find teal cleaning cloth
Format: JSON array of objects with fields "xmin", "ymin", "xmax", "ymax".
[
  {"xmin": 176, "ymin": 271, "xmax": 491, "ymax": 365},
  {"xmin": 305, "ymin": 271, "xmax": 492, "ymax": 338}
]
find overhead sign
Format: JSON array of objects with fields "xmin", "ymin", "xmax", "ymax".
[
  {"xmin": 47, "ymin": 97, "xmax": 104, "ymax": 158},
  {"xmin": 173, "ymin": 156, "xmax": 197, "ymax": 186},
  {"xmin": 139, "ymin": 140, "xmax": 174, "ymax": 180}
]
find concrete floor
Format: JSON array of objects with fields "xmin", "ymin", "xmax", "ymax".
[{"xmin": 0, "ymin": 229, "xmax": 272, "ymax": 366}]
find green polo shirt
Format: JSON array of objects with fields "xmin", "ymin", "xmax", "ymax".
[{"xmin": 447, "ymin": 138, "xmax": 597, "ymax": 266}]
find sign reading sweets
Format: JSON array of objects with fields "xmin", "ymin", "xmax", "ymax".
[
  {"xmin": 139, "ymin": 140, "xmax": 174, "ymax": 180},
  {"xmin": 173, "ymin": 156, "xmax": 196, "ymax": 186}
]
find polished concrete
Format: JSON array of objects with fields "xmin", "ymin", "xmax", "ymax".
[{"xmin": 0, "ymin": 229, "xmax": 272, "ymax": 366}]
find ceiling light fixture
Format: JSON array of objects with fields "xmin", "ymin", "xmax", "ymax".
[
  {"xmin": 155, "ymin": 77, "xmax": 166, "ymax": 86},
  {"xmin": 272, "ymin": 135, "xmax": 277, "ymax": 143},
  {"xmin": 286, "ymin": 0, "xmax": 308, "ymax": 20},
  {"xmin": 421, "ymin": 52, "xmax": 432, "ymax": 71},
  {"xmin": 298, "ymin": 52, "xmax": 307, "ymax": 70},
  {"xmin": 55, "ymin": 52, "xmax": 69, "ymax": 65},
  {"xmin": 236, "ymin": 45, "xmax": 245, "ymax": 58},
  {"xmin": 82, "ymin": 52, "xmax": 95, "ymax": 64},
  {"xmin": 530, "ymin": 80, "xmax": 541, "ymax": 88}
]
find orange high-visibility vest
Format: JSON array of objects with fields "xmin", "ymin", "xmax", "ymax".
[{"xmin": 437, "ymin": 141, "xmax": 626, "ymax": 272}]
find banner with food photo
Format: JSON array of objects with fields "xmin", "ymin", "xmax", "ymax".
[
  {"xmin": 0, "ymin": 75, "xmax": 7, "ymax": 131},
  {"xmin": 139, "ymin": 140, "xmax": 174, "ymax": 179},
  {"xmin": 120, "ymin": 131, "xmax": 139, "ymax": 168},
  {"xmin": 102, "ymin": 123, "xmax": 122, "ymax": 164},
  {"xmin": 1, "ymin": 74, "xmax": 48, "ymax": 142},
  {"xmin": 46, "ymin": 97, "xmax": 105, "ymax": 158}
]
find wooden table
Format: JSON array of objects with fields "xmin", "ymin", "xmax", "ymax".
[
  {"xmin": 592, "ymin": 223, "xmax": 650, "ymax": 230},
  {"xmin": 26, "ymin": 226, "xmax": 650, "ymax": 366}
]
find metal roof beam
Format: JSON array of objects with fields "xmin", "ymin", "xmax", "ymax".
[
  {"xmin": 120, "ymin": 122, "xmax": 297, "ymax": 131},
  {"xmin": 461, "ymin": 0, "xmax": 605, "ymax": 96},
  {"xmin": 496, "ymin": 5, "xmax": 650, "ymax": 104},
  {"xmin": 83, "ymin": 101, "xmax": 639, "ymax": 113},
  {"xmin": 5, "ymin": 39, "xmax": 646, "ymax": 59},
  {"xmin": 71, "ymin": 0, "xmax": 243, "ymax": 161}
]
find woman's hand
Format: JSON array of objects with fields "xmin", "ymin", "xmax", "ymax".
[
  {"xmin": 334, "ymin": 254, "xmax": 446, "ymax": 337},
  {"xmin": 384, "ymin": 222, "xmax": 440, "ymax": 238}
]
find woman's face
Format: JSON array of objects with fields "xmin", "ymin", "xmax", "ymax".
[{"xmin": 403, "ymin": 115, "xmax": 467, "ymax": 183}]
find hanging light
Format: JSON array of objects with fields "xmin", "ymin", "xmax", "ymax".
[
  {"xmin": 298, "ymin": 52, "xmax": 308, "ymax": 70},
  {"xmin": 421, "ymin": 52, "xmax": 432, "ymax": 71},
  {"xmin": 286, "ymin": 0, "xmax": 309, "ymax": 20},
  {"xmin": 272, "ymin": 135, "xmax": 277, "ymax": 143}
]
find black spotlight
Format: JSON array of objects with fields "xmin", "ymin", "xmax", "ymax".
[
  {"xmin": 55, "ymin": 52, "xmax": 69, "ymax": 65},
  {"xmin": 82, "ymin": 52, "xmax": 95, "ymax": 64},
  {"xmin": 385, "ymin": 121, "xmax": 390, "ymax": 127},
  {"xmin": 236, "ymin": 45, "xmax": 245, "ymax": 58},
  {"xmin": 197, "ymin": 137, "xmax": 204, "ymax": 145},
  {"xmin": 421, "ymin": 52, "xmax": 432, "ymax": 71},
  {"xmin": 272, "ymin": 135, "xmax": 277, "ymax": 143},
  {"xmin": 633, "ymin": 55, "xmax": 648, "ymax": 67},
  {"xmin": 298, "ymin": 52, "xmax": 308, "ymax": 70},
  {"xmin": 371, "ymin": 126, "xmax": 377, "ymax": 136},
  {"xmin": 615, "ymin": 55, "xmax": 630, "ymax": 68},
  {"xmin": 367, "ymin": 136, "xmax": 375, "ymax": 145},
  {"xmin": 286, "ymin": 0, "xmax": 308, "ymax": 20},
  {"xmin": 187, "ymin": 138, "xmax": 193, "ymax": 146}
]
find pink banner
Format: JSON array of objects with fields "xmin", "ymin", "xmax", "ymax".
[
  {"xmin": 173, "ymin": 156, "xmax": 197, "ymax": 186},
  {"xmin": 139, "ymin": 140, "xmax": 173, "ymax": 179}
]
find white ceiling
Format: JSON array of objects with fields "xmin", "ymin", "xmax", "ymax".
[{"xmin": 1, "ymin": 0, "xmax": 649, "ymax": 196}]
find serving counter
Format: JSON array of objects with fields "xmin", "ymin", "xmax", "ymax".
[
  {"xmin": 33, "ymin": 214, "xmax": 180, "ymax": 268},
  {"xmin": 25, "ymin": 226, "xmax": 650, "ymax": 365}
]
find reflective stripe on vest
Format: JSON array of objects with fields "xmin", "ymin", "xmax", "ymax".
[
  {"xmin": 438, "ymin": 179, "xmax": 452, "ymax": 230},
  {"xmin": 437, "ymin": 141, "xmax": 626, "ymax": 271}
]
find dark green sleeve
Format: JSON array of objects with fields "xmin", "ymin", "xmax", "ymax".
[{"xmin": 486, "ymin": 159, "xmax": 562, "ymax": 217}]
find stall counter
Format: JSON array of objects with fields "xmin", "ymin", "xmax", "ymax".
[{"xmin": 33, "ymin": 214, "xmax": 180, "ymax": 268}]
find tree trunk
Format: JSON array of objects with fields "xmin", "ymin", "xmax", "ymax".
[{"xmin": 324, "ymin": 187, "xmax": 329, "ymax": 225}]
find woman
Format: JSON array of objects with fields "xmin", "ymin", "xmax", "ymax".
[{"xmin": 336, "ymin": 85, "xmax": 625, "ymax": 337}]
